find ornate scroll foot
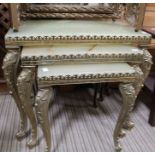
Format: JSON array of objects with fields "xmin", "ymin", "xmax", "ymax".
[
  {"xmin": 17, "ymin": 68, "xmax": 37, "ymax": 148},
  {"xmin": 16, "ymin": 130, "xmax": 27, "ymax": 139},
  {"xmin": 27, "ymin": 136, "xmax": 37, "ymax": 148},
  {"xmin": 115, "ymin": 142, "xmax": 122, "ymax": 152},
  {"xmin": 113, "ymin": 83, "xmax": 136, "ymax": 152},
  {"xmin": 119, "ymin": 130, "xmax": 126, "ymax": 138},
  {"xmin": 3, "ymin": 50, "xmax": 27, "ymax": 139},
  {"xmin": 35, "ymin": 88, "xmax": 54, "ymax": 152},
  {"xmin": 16, "ymin": 114, "xmax": 27, "ymax": 139},
  {"xmin": 123, "ymin": 120, "xmax": 134, "ymax": 130}
]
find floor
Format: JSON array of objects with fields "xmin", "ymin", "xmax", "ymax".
[
  {"xmin": 0, "ymin": 84, "xmax": 155, "ymax": 152},
  {"xmin": 0, "ymin": 81, "xmax": 8, "ymax": 94}
]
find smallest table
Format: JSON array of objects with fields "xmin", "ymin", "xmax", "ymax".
[{"xmin": 17, "ymin": 62, "xmax": 144, "ymax": 151}]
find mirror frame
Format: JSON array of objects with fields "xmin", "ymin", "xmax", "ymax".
[{"xmin": 10, "ymin": 3, "xmax": 145, "ymax": 32}]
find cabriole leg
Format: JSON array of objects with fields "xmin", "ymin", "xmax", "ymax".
[
  {"xmin": 114, "ymin": 66, "xmax": 144, "ymax": 151},
  {"xmin": 3, "ymin": 50, "xmax": 27, "ymax": 139},
  {"xmin": 17, "ymin": 67, "xmax": 37, "ymax": 148},
  {"xmin": 35, "ymin": 88, "xmax": 54, "ymax": 152},
  {"xmin": 114, "ymin": 83, "xmax": 136, "ymax": 152},
  {"xmin": 122, "ymin": 66, "xmax": 144, "ymax": 131}
]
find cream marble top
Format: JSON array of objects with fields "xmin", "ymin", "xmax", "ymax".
[
  {"xmin": 38, "ymin": 63, "xmax": 135, "ymax": 78},
  {"xmin": 21, "ymin": 44, "xmax": 144, "ymax": 65},
  {"xmin": 5, "ymin": 20, "xmax": 151, "ymax": 46},
  {"xmin": 21, "ymin": 44, "xmax": 143, "ymax": 57}
]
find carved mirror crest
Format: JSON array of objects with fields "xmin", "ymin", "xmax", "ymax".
[
  {"xmin": 10, "ymin": 3, "xmax": 145, "ymax": 32},
  {"xmin": 19, "ymin": 3, "xmax": 119, "ymax": 20}
]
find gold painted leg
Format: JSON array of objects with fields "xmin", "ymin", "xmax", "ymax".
[
  {"xmin": 114, "ymin": 66, "xmax": 144, "ymax": 152},
  {"xmin": 17, "ymin": 68, "xmax": 37, "ymax": 148},
  {"xmin": 3, "ymin": 51, "xmax": 27, "ymax": 139},
  {"xmin": 35, "ymin": 88, "xmax": 54, "ymax": 152},
  {"xmin": 123, "ymin": 66, "xmax": 145, "ymax": 131},
  {"xmin": 123, "ymin": 66, "xmax": 144, "ymax": 132},
  {"xmin": 114, "ymin": 83, "xmax": 136, "ymax": 152}
]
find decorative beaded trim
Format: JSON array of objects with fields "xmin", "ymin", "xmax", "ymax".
[
  {"xmin": 22, "ymin": 53, "xmax": 143, "ymax": 61},
  {"xmin": 6, "ymin": 35, "xmax": 151, "ymax": 43},
  {"xmin": 38, "ymin": 72, "xmax": 136, "ymax": 82},
  {"xmin": 21, "ymin": 52, "xmax": 143, "ymax": 65}
]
